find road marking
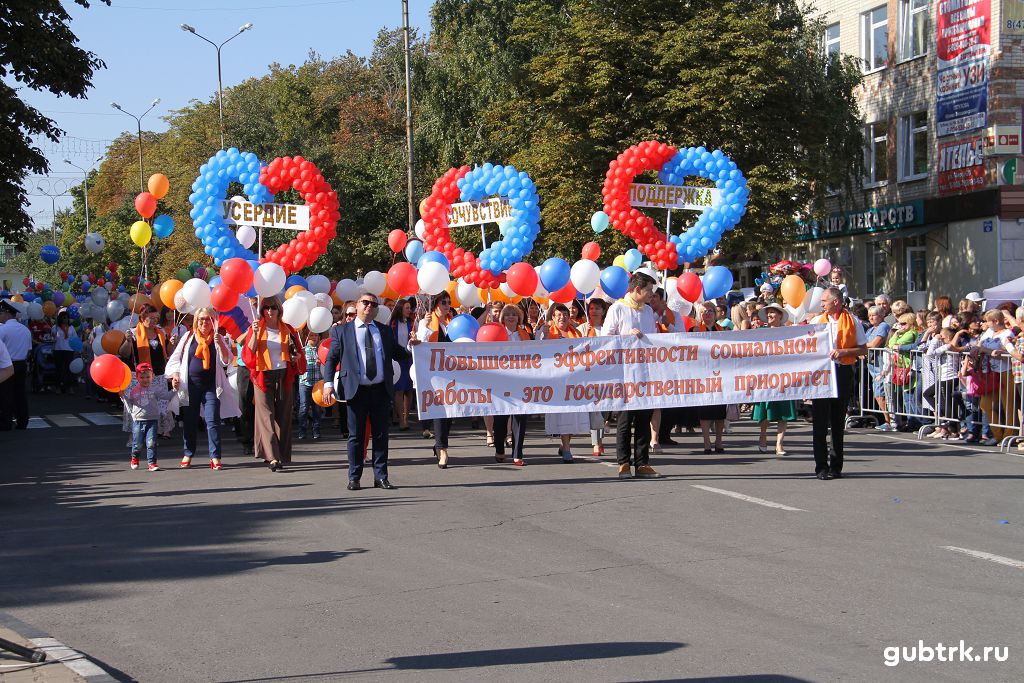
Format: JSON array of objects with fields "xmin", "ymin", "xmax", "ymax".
[
  {"xmin": 25, "ymin": 417, "xmax": 50, "ymax": 429},
  {"xmin": 80, "ymin": 412, "xmax": 122, "ymax": 426},
  {"xmin": 691, "ymin": 484, "xmax": 805, "ymax": 511},
  {"xmin": 45, "ymin": 413, "xmax": 88, "ymax": 427},
  {"xmin": 29, "ymin": 637, "xmax": 109, "ymax": 678},
  {"xmin": 941, "ymin": 546, "xmax": 1024, "ymax": 570}
]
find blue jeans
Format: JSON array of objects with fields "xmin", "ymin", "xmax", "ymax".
[
  {"xmin": 962, "ymin": 394, "xmax": 992, "ymax": 438},
  {"xmin": 182, "ymin": 382, "xmax": 221, "ymax": 459},
  {"xmin": 297, "ymin": 383, "xmax": 322, "ymax": 435},
  {"xmin": 132, "ymin": 419, "xmax": 158, "ymax": 464}
]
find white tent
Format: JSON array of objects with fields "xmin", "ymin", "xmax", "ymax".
[{"xmin": 982, "ymin": 275, "xmax": 1024, "ymax": 310}]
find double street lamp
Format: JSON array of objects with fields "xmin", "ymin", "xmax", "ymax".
[
  {"xmin": 180, "ymin": 22, "xmax": 254, "ymax": 149},
  {"xmin": 64, "ymin": 155, "xmax": 104, "ymax": 234},
  {"xmin": 111, "ymin": 99, "xmax": 160, "ymax": 193}
]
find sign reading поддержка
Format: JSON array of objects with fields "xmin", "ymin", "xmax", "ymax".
[
  {"xmin": 413, "ymin": 325, "xmax": 837, "ymax": 419},
  {"xmin": 629, "ymin": 183, "xmax": 722, "ymax": 210},
  {"xmin": 221, "ymin": 198, "xmax": 310, "ymax": 231}
]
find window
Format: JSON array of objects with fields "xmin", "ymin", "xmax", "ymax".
[
  {"xmin": 898, "ymin": 111, "xmax": 928, "ymax": 181},
  {"xmin": 866, "ymin": 243, "xmax": 888, "ymax": 297},
  {"xmin": 898, "ymin": 0, "xmax": 928, "ymax": 61},
  {"xmin": 864, "ymin": 121, "xmax": 889, "ymax": 186},
  {"xmin": 824, "ymin": 22, "xmax": 841, "ymax": 57},
  {"xmin": 861, "ymin": 6, "xmax": 888, "ymax": 72}
]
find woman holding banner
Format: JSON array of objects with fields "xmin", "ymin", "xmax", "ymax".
[
  {"xmin": 579, "ymin": 299, "xmax": 609, "ymax": 457},
  {"xmin": 491, "ymin": 303, "xmax": 533, "ymax": 465},
  {"xmin": 751, "ymin": 304, "xmax": 796, "ymax": 455},
  {"xmin": 539, "ymin": 303, "xmax": 587, "ymax": 462},
  {"xmin": 417, "ymin": 292, "xmax": 455, "ymax": 468}
]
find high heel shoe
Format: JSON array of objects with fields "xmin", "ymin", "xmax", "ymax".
[
  {"xmin": 435, "ymin": 447, "xmax": 448, "ymax": 469},
  {"xmin": 268, "ymin": 460, "xmax": 280, "ymax": 472},
  {"xmin": 757, "ymin": 444, "xmax": 768, "ymax": 454}
]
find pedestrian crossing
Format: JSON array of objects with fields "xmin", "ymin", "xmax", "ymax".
[{"xmin": 24, "ymin": 412, "xmax": 122, "ymax": 428}]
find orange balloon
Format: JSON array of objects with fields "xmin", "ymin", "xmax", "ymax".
[
  {"xmin": 381, "ymin": 283, "xmax": 399, "ymax": 300},
  {"xmin": 147, "ymin": 173, "xmax": 170, "ymax": 200},
  {"xmin": 118, "ymin": 364, "xmax": 133, "ymax": 392},
  {"xmin": 490, "ymin": 288, "xmax": 510, "ymax": 304},
  {"xmin": 285, "ymin": 285, "xmax": 306, "ymax": 300},
  {"xmin": 780, "ymin": 275, "xmax": 806, "ymax": 308},
  {"xmin": 445, "ymin": 280, "xmax": 461, "ymax": 308},
  {"xmin": 330, "ymin": 290, "xmax": 345, "ymax": 307},
  {"xmin": 42, "ymin": 301, "xmax": 57, "ymax": 317},
  {"xmin": 128, "ymin": 293, "xmax": 154, "ymax": 313},
  {"xmin": 312, "ymin": 379, "xmax": 337, "ymax": 407},
  {"xmin": 101, "ymin": 330, "xmax": 126, "ymax": 355},
  {"xmin": 418, "ymin": 198, "xmax": 428, "ymax": 219},
  {"xmin": 11, "ymin": 293, "xmax": 24, "ymax": 303},
  {"xmin": 160, "ymin": 280, "xmax": 184, "ymax": 310}
]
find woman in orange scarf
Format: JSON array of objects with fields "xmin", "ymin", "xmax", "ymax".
[
  {"xmin": 491, "ymin": 303, "xmax": 533, "ymax": 465},
  {"xmin": 241, "ymin": 296, "xmax": 307, "ymax": 472},
  {"xmin": 415, "ymin": 292, "xmax": 455, "ymax": 467},
  {"xmin": 539, "ymin": 303, "xmax": 588, "ymax": 462},
  {"xmin": 120, "ymin": 303, "xmax": 174, "ymax": 438}
]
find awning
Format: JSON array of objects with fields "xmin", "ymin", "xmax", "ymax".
[{"xmin": 864, "ymin": 223, "xmax": 947, "ymax": 245}]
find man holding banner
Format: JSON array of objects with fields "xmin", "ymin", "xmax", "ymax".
[{"xmin": 601, "ymin": 271, "xmax": 662, "ymax": 479}]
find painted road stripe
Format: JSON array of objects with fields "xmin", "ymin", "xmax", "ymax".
[
  {"xmin": 29, "ymin": 637, "xmax": 109, "ymax": 678},
  {"xmin": 691, "ymin": 484, "xmax": 805, "ymax": 511},
  {"xmin": 25, "ymin": 417, "xmax": 50, "ymax": 429},
  {"xmin": 941, "ymin": 546, "xmax": 1024, "ymax": 570},
  {"xmin": 45, "ymin": 413, "xmax": 88, "ymax": 427},
  {"xmin": 80, "ymin": 412, "xmax": 122, "ymax": 426}
]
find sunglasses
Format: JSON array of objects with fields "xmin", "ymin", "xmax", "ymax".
[
  {"xmin": 345, "ymin": 311, "xmax": 356, "ymax": 317},
  {"xmin": 261, "ymin": 307, "xmax": 280, "ymax": 313},
  {"xmin": 358, "ymin": 300, "xmax": 379, "ymax": 308}
]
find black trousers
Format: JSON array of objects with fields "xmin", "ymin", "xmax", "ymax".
[
  {"xmin": 346, "ymin": 383, "xmax": 392, "ymax": 482},
  {"xmin": 811, "ymin": 363, "xmax": 855, "ymax": 474},
  {"xmin": 493, "ymin": 414, "xmax": 527, "ymax": 459},
  {"xmin": 433, "ymin": 418, "xmax": 452, "ymax": 449},
  {"xmin": 0, "ymin": 360, "xmax": 28, "ymax": 430},
  {"xmin": 53, "ymin": 350, "xmax": 74, "ymax": 392},
  {"xmin": 616, "ymin": 409, "xmax": 653, "ymax": 467}
]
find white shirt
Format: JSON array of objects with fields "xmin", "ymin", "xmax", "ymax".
[
  {"xmin": 0, "ymin": 338, "xmax": 11, "ymax": 370},
  {"xmin": 979, "ymin": 328, "xmax": 1015, "ymax": 373},
  {"xmin": 53, "ymin": 325, "xmax": 77, "ymax": 351},
  {"xmin": 355, "ymin": 321, "xmax": 384, "ymax": 385},
  {"xmin": 601, "ymin": 300, "xmax": 657, "ymax": 337},
  {"xmin": 264, "ymin": 328, "xmax": 287, "ymax": 371},
  {"xmin": 820, "ymin": 311, "xmax": 868, "ymax": 347},
  {"xmin": 0, "ymin": 319, "xmax": 33, "ymax": 360}
]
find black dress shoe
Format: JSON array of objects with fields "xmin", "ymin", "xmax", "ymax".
[
  {"xmin": 374, "ymin": 479, "xmax": 396, "ymax": 489},
  {"xmin": 830, "ymin": 470, "xmax": 843, "ymax": 479},
  {"xmin": 347, "ymin": 480, "xmax": 361, "ymax": 491},
  {"xmin": 816, "ymin": 471, "xmax": 833, "ymax": 480}
]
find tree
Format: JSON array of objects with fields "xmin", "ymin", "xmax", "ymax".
[{"xmin": 0, "ymin": 0, "xmax": 110, "ymax": 246}]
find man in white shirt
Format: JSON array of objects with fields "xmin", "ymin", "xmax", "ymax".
[
  {"xmin": 0, "ymin": 300, "xmax": 32, "ymax": 430},
  {"xmin": 601, "ymin": 271, "xmax": 662, "ymax": 479},
  {"xmin": 0, "ymin": 338, "xmax": 13, "ymax": 385}
]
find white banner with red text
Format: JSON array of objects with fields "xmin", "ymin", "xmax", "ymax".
[{"xmin": 412, "ymin": 325, "xmax": 837, "ymax": 419}]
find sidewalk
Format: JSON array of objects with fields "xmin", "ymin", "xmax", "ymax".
[{"xmin": 0, "ymin": 614, "xmax": 117, "ymax": 683}]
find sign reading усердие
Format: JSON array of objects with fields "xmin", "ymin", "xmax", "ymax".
[{"xmin": 221, "ymin": 199, "xmax": 310, "ymax": 231}]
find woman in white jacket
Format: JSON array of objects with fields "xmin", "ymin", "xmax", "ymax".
[{"xmin": 165, "ymin": 307, "xmax": 239, "ymax": 470}]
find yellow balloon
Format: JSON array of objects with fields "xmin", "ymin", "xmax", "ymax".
[
  {"xmin": 613, "ymin": 255, "xmax": 627, "ymax": 269},
  {"xmin": 780, "ymin": 275, "xmax": 806, "ymax": 307},
  {"xmin": 11, "ymin": 294, "xmax": 24, "ymax": 303},
  {"xmin": 130, "ymin": 220, "xmax": 152, "ymax": 247}
]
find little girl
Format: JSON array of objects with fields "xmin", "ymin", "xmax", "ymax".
[
  {"xmin": 297, "ymin": 332, "xmax": 324, "ymax": 440},
  {"xmin": 121, "ymin": 363, "xmax": 175, "ymax": 471}
]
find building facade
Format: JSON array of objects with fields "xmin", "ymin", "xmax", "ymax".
[{"xmin": 783, "ymin": 0, "xmax": 1024, "ymax": 309}]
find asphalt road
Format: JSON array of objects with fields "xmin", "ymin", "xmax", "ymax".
[{"xmin": 2, "ymin": 396, "xmax": 1022, "ymax": 682}]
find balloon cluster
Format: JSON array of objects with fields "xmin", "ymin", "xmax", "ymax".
[
  {"xmin": 129, "ymin": 173, "xmax": 174, "ymax": 248},
  {"xmin": 259, "ymin": 156, "xmax": 340, "ymax": 274},
  {"xmin": 189, "ymin": 148, "xmax": 273, "ymax": 265},
  {"xmin": 90, "ymin": 355, "xmax": 132, "ymax": 393}
]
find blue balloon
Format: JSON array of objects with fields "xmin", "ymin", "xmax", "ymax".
[
  {"xmin": 152, "ymin": 214, "xmax": 175, "ymax": 239},
  {"xmin": 419, "ymin": 250, "xmax": 450, "ymax": 270},
  {"xmin": 701, "ymin": 265, "xmax": 734, "ymax": 300},
  {"xmin": 69, "ymin": 337, "xmax": 83, "ymax": 352},
  {"xmin": 22, "ymin": 291, "xmax": 35, "ymax": 302},
  {"xmin": 600, "ymin": 266, "xmax": 629, "ymax": 299},
  {"xmin": 591, "ymin": 211, "xmax": 609, "ymax": 234},
  {"xmin": 446, "ymin": 314, "xmax": 479, "ymax": 341},
  {"xmin": 624, "ymin": 249, "xmax": 643, "ymax": 271},
  {"xmin": 208, "ymin": 275, "xmax": 223, "ymax": 288},
  {"xmin": 285, "ymin": 275, "xmax": 308, "ymax": 290},
  {"xmin": 539, "ymin": 257, "xmax": 570, "ymax": 292},
  {"xmin": 40, "ymin": 244, "xmax": 60, "ymax": 265},
  {"xmin": 404, "ymin": 239, "xmax": 424, "ymax": 265},
  {"xmin": 81, "ymin": 282, "xmax": 91, "ymax": 293}
]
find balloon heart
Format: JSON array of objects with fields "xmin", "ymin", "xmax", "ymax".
[
  {"xmin": 601, "ymin": 140, "xmax": 749, "ymax": 270},
  {"xmin": 421, "ymin": 163, "xmax": 541, "ymax": 288},
  {"xmin": 188, "ymin": 149, "xmax": 339, "ymax": 275}
]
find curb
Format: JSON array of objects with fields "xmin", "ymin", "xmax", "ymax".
[{"xmin": 0, "ymin": 611, "xmax": 121, "ymax": 682}]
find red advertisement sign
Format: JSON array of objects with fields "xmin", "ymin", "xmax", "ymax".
[
  {"xmin": 938, "ymin": 135, "xmax": 986, "ymax": 195},
  {"xmin": 937, "ymin": 0, "xmax": 991, "ymax": 69}
]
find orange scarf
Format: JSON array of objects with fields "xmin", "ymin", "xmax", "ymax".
[
  {"xmin": 254, "ymin": 322, "xmax": 293, "ymax": 371},
  {"xmin": 134, "ymin": 322, "xmax": 167, "ymax": 366},
  {"xmin": 425, "ymin": 311, "xmax": 449, "ymax": 342},
  {"xmin": 816, "ymin": 310, "xmax": 858, "ymax": 365},
  {"xmin": 546, "ymin": 323, "xmax": 582, "ymax": 339},
  {"xmin": 657, "ymin": 310, "xmax": 676, "ymax": 333},
  {"xmin": 193, "ymin": 329, "xmax": 215, "ymax": 370},
  {"xmin": 510, "ymin": 326, "xmax": 532, "ymax": 341}
]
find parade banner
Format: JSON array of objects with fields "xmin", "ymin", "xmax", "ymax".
[{"xmin": 413, "ymin": 325, "xmax": 837, "ymax": 419}]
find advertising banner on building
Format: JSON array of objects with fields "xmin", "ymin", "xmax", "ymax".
[
  {"xmin": 936, "ymin": 0, "xmax": 991, "ymax": 137},
  {"xmin": 938, "ymin": 135, "xmax": 986, "ymax": 194},
  {"xmin": 413, "ymin": 326, "xmax": 837, "ymax": 419}
]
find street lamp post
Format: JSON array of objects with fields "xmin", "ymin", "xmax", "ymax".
[
  {"xmin": 111, "ymin": 99, "xmax": 160, "ymax": 193},
  {"xmin": 64, "ymin": 155, "xmax": 103, "ymax": 234},
  {"xmin": 180, "ymin": 22, "xmax": 254, "ymax": 150},
  {"xmin": 36, "ymin": 184, "xmax": 69, "ymax": 244},
  {"xmin": 402, "ymin": 0, "xmax": 415, "ymax": 231}
]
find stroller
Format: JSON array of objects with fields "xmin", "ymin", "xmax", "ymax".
[{"xmin": 32, "ymin": 339, "xmax": 59, "ymax": 393}]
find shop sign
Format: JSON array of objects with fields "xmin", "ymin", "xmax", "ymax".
[
  {"xmin": 938, "ymin": 135, "xmax": 986, "ymax": 195},
  {"xmin": 796, "ymin": 201, "xmax": 924, "ymax": 241},
  {"xmin": 999, "ymin": 158, "xmax": 1019, "ymax": 185},
  {"xmin": 985, "ymin": 124, "xmax": 1022, "ymax": 154},
  {"xmin": 936, "ymin": 0, "xmax": 990, "ymax": 137}
]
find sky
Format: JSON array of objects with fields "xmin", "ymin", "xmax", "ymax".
[{"xmin": 23, "ymin": 0, "xmax": 433, "ymax": 229}]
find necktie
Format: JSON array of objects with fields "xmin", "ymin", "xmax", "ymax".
[{"xmin": 363, "ymin": 323, "xmax": 377, "ymax": 381}]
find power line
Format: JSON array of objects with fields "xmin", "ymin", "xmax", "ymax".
[{"xmin": 113, "ymin": 0, "xmax": 357, "ymax": 10}]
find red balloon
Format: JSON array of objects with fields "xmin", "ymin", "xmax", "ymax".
[
  {"xmin": 581, "ymin": 242, "xmax": 601, "ymax": 261},
  {"xmin": 96, "ymin": 277, "xmax": 105, "ymax": 287},
  {"xmin": 506, "ymin": 262, "xmax": 538, "ymax": 297},
  {"xmin": 135, "ymin": 192, "xmax": 157, "ymax": 218},
  {"xmin": 388, "ymin": 229, "xmax": 408, "ymax": 254},
  {"xmin": 220, "ymin": 258, "xmax": 254, "ymax": 294},
  {"xmin": 387, "ymin": 262, "xmax": 419, "ymax": 297},
  {"xmin": 318, "ymin": 338, "xmax": 332, "ymax": 365},
  {"xmin": 90, "ymin": 354, "xmax": 127, "ymax": 392},
  {"xmin": 549, "ymin": 281, "xmax": 577, "ymax": 304},
  {"xmin": 677, "ymin": 272, "xmax": 703, "ymax": 302},
  {"xmin": 476, "ymin": 322, "xmax": 509, "ymax": 343},
  {"xmin": 210, "ymin": 284, "xmax": 239, "ymax": 312}
]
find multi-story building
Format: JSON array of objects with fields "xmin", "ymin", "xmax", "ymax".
[{"xmin": 783, "ymin": 0, "xmax": 1024, "ymax": 309}]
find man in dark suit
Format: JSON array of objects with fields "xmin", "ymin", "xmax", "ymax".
[{"xmin": 323, "ymin": 293, "xmax": 415, "ymax": 491}]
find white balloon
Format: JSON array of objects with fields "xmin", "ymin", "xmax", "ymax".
[
  {"xmin": 499, "ymin": 282, "xmax": 516, "ymax": 299},
  {"xmin": 534, "ymin": 282, "xmax": 549, "ymax": 298},
  {"xmin": 363, "ymin": 270, "xmax": 387, "ymax": 296},
  {"xmin": 784, "ymin": 304, "xmax": 804, "ymax": 323},
  {"xmin": 456, "ymin": 279, "xmax": 482, "ymax": 307},
  {"xmin": 236, "ymin": 224, "xmax": 257, "ymax": 249},
  {"xmin": 117, "ymin": 292, "xmax": 130, "ymax": 305},
  {"xmin": 414, "ymin": 219, "xmax": 426, "ymax": 240},
  {"xmin": 92, "ymin": 335, "xmax": 106, "ymax": 356},
  {"xmin": 804, "ymin": 286, "xmax": 825, "ymax": 317},
  {"xmin": 307, "ymin": 306, "xmax": 333, "ymax": 333},
  {"xmin": 254, "ymin": 262, "xmax": 286, "ymax": 298},
  {"xmin": 106, "ymin": 300, "xmax": 125, "ymax": 322},
  {"xmin": 306, "ymin": 274, "xmax": 330, "ymax": 295},
  {"xmin": 84, "ymin": 232, "xmax": 105, "ymax": 253},
  {"xmin": 27, "ymin": 302, "xmax": 44, "ymax": 320},
  {"xmin": 282, "ymin": 297, "xmax": 309, "ymax": 328},
  {"xmin": 90, "ymin": 287, "xmax": 109, "ymax": 306},
  {"xmin": 417, "ymin": 261, "xmax": 449, "ymax": 295},
  {"xmin": 312, "ymin": 292, "xmax": 332, "ymax": 309},
  {"xmin": 181, "ymin": 278, "xmax": 212, "ymax": 311},
  {"xmin": 173, "ymin": 290, "xmax": 192, "ymax": 314},
  {"xmin": 69, "ymin": 358, "xmax": 84, "ymax": 374},
  {"xmin": 570, "ymin": 260, "xmax": 600, "ymax": 294},
  {"xmin": 335, "ymin": 278, "xmax": 359, "ymax": 301},
  {"xmin": 104, "ymin": 282, "xmax": 113, "ymax": 292},
  {"xmin": 375, "ymin": 304, "xmax": 392, "ymax": 324}
]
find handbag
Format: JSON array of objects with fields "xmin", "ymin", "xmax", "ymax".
[
  {"xmin": 970, "ymin": 355, "xmax": 1000, "ymax": 395},
  {"xmin": 890, "ymin": 364, "xmax": 912, "ymax": 386}
]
